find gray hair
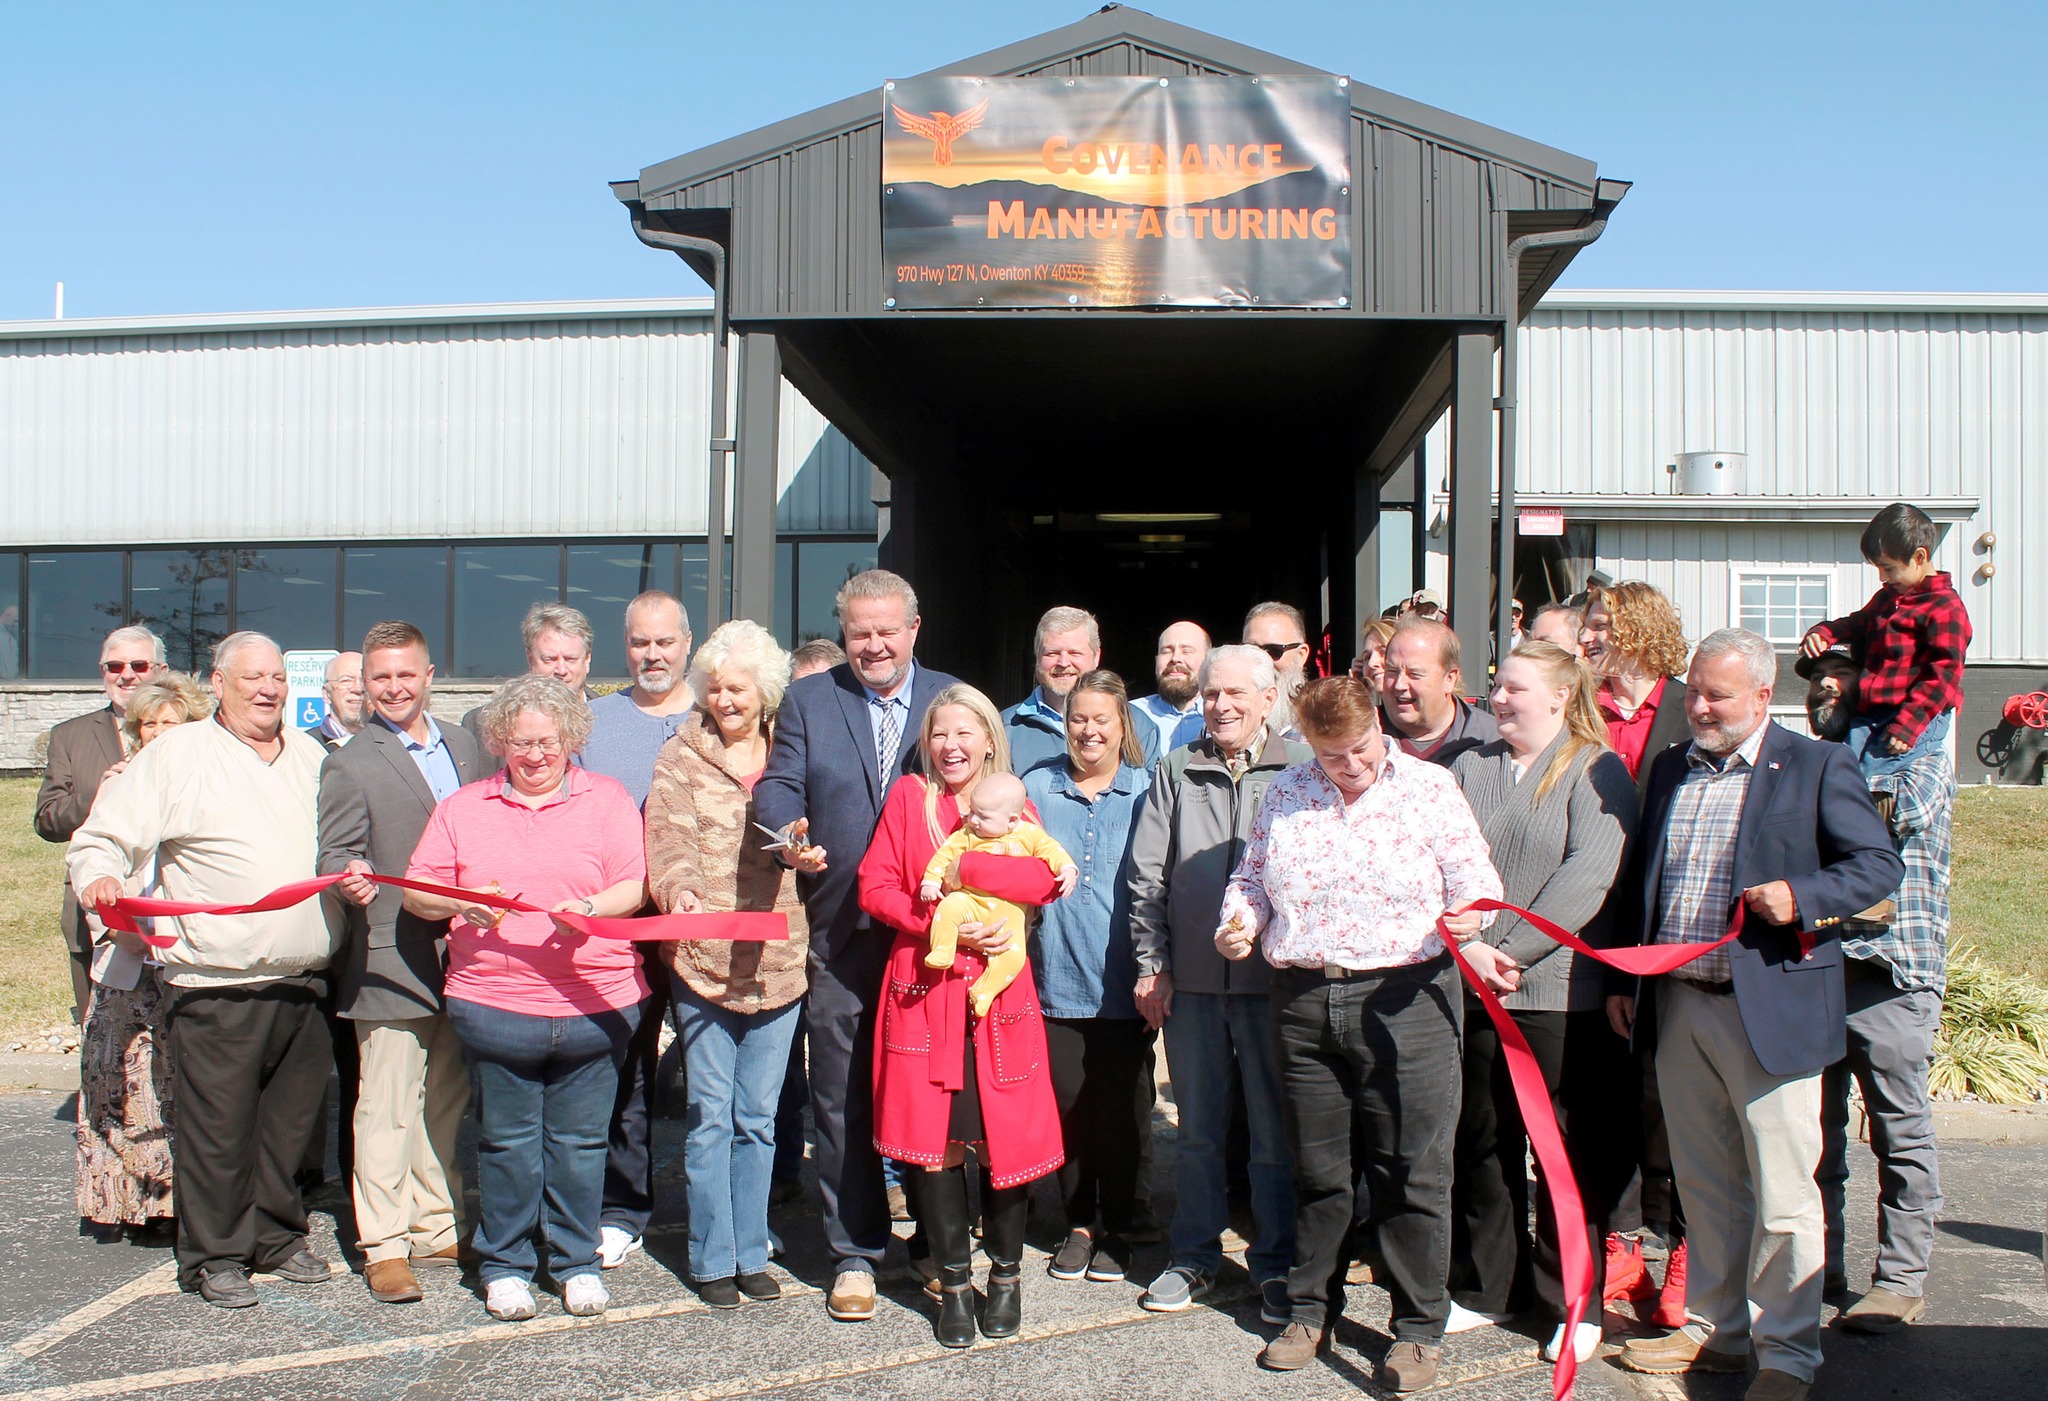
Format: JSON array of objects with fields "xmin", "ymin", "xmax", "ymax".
[
  {"xmin": 478, "ymin": 675, "xmax": 593, "ymax": 755},
  {"xmin": 1243, "ymin": 601, "xmax": 1307, "ymax": 642},
  {"xmin": 521, "ymin": 602, "xmax": 594, "ymax": 658},
  {"xmin": 1035, "ymin": 605, "xmax": 1100, "ymax": 652},
  {"xmin": 689, "ymin": 619, "xmax": 793, "ymax": 718},
  {"xmin": 1197, "ymin": 643, "xmax": 1277, "ymax": 693},
  {"xmin": 102, "ymin": 624, "xmax": 167, "ymax": 665},
  {"xmin": 211, "ymin": 630, "xmax": 282, "ymax": 674},
  {"xmin": 625, "ymin": 590, "xmax": 690, "ymax": 636},
  {"xmin": 834, "ymin": 568, "xmax": 918, "ymax": 625},
  {"xmin": 1692, "ymin": 627, "xmax": 1778, "ymax": 690}
]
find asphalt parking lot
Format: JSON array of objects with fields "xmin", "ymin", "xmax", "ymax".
[{"xmin": 0, "ymin": 1082, "xmax": 2039, "ymax": 1400}]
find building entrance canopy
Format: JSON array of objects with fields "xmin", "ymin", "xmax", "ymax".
[{"xmin": 613, "ymin": 6, "xmax": 1625, "ymax": 686}]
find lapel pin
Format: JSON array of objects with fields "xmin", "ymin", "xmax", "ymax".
[{"xmin": 1767, "ymin": 761, "xmax": 1781, "ymax": 770}]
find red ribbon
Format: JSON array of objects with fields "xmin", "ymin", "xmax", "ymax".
[
  {"xmin": 1440, "ymin": 898, "xmax": 1752, "ymax": 1401},
  {"xmin": 96, "ymin": 872, "xmax": 787, "ymax": 950}
]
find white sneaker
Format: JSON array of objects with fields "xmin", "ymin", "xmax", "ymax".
[
  {"xmin": 598, "ymin": 1226, "xmax": 641, "ymax": 1270},
  {"xmin": 1541, "ymin": 1321, "xmax": 1604, "ymax": 1362},
  {"xmin": 1444, "ymin": 1301, "xmax": 1511, "ymax": 1333},
  {"xmin": 562, "ymin": 1274, "xmax": 609, "ymax": 1316},
  {"xmin": 485, "ymin": 1278, "xmax": 537, "ymax": 1321}
]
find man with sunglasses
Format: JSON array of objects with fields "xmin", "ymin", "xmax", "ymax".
[
  {"xmin": 1243, "ymin": 602, "xmax": 1313, "ymax": 742},
  {"xmin": 34, "ymin": 625, "xmax": 166, "ymax": 1023}
]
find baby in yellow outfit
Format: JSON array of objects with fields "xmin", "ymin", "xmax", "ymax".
[{"xmin": 920, "ymin": 771, "xmax": 1078, "ymax": 1017}]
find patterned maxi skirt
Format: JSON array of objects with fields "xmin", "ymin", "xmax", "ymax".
[{"xmin": 75, "ymin": 969, "xmax": 177, "ymax": 1226}]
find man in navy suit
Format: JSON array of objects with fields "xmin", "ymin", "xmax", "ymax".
[
  {"xmin": 1609, "ymin": 629, "xmax": 1902, "ymax": 1401},
  {"xmin": 755, "ymin": 569, "xmax": 959, "ymax": 1322}
]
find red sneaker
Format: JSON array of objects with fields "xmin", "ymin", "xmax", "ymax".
[
  {"xmin": 1603, "ymin": 1234, "xmax": 1653, "ymax": 1303},
  {"xmin": 1650, "ymin": 1239, "xmax": 1689, "ymax": 1329}
]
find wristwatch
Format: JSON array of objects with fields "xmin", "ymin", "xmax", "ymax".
[{"xmin": 579, "ymin": 897, "xmax": 596, "ymax": 917}]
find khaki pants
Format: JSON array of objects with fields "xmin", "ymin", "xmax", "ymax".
[
  {"xmin": 1656, "ymin": 980, "xmax": 1827, "ymax": 1382},
  {"xmin": 352, "ymin": 1013, "xmax": 469, "ymax": 1263}
]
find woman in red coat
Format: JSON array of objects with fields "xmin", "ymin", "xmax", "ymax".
[{"xmin": 858, "ymin": 682, "xmax": 1065, "ymax": 1349}]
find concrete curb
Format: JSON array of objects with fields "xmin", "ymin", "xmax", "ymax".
[
  {"xmin": 1931, "ymin": 1099, "xmax": 2048, "ymax": 1144},
  {"xmin": 0, "ymin": 1052, "xmax": 79, "ymax": 1095}
]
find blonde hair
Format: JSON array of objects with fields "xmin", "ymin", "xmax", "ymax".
[
  {"xmin": 1510, "ymin": 640, "xmax": 1614, "ymax": 806},
  {"xmin": 1360, "ymin": 617, "xmax": 1397, "ymax": 652},
  {"xmin": 915, "ymin": 683, "xmax": 1010, "ymax": 847},
  {"xmin": 1587, "ymin": 581, "xmax": 1689, "ymax": 680},
  {"xmin": 119, "ymin": 672, "xmax": 214, "ymax": 752}
]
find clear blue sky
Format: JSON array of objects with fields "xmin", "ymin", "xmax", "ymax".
[{"xmin": 4, "ymin": 1, "xmax": 2042, "ymax": 320}]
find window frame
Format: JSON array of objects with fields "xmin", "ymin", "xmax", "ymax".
[{"xmin": 1729, "ymin": 568, "xmax": 1835, "ymax": 651}]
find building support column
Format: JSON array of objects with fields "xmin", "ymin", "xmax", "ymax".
[
  {"xmin": 733, "ymin": 330, "xmax": 781, "ymax": 631},
  {"xmin": 1448, "ymin": 326, "xmax": 1497, "ymax": 680}
]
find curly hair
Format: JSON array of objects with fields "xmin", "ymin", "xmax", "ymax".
[
  {"xmin": 1587, "ymin": 581, "xmax": 1690, "ymax": 679},
  {"xmin": 689, "ymin": 618, "xmax": 793, "ymax": 719},
  {"xmin": 119, "ymin": 672, "xmax": 214, "ymax": 751},
  {"xmin": 478, "ymin": 675, "xmax": 593, "ymax": 756}
]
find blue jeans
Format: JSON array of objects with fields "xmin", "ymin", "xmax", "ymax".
[
  {"xmin": 1161, "ymin": 990, "xmax": 1296, "ymax": 1280},
  {"xmin": 1847, "ymin": 707, "xmax": 1950, "ymax": 781},
  {"xmin": 445, "ymin": 996, "xmax": 639, "ymax": 1286},
  {"xmin": 669, "ymin": 976, "xmax": 803, "ymax": 1281}
]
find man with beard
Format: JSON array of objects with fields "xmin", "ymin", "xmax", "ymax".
[
  {"xmin": 579, "ymin": 590, "xmax": 695, "ymax": 1270},
  {"xmin": 1243, "ymin": 603, "xmax": 1312, "ymax": 741},
  {"xmin": 1133, "ymin": 620, "xmax": 1209, "ymax": 759},
  {"xmin": 1003, "ymin": 606, "xmax": 1159, "ymax": 774}
]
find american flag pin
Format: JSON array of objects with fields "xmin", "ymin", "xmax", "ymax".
[{"xmin": 1768, "ymin": 762, "xmax": 1782, "ymax": 770}]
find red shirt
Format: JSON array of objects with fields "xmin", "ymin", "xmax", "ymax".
[
  {"xmin": 1806, "ymin": 572, "xmax": 1971, "ymax": 746},
  {"xmin": 1600, "ymin": 676, "xmax": 1668, "ymax": 781}
]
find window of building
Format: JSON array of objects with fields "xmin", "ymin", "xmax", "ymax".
[
  {"xmin": 238, "ymin": 548, "xmax": 339, "ymax": 654},
  {"xmin": 0, "ymin": 552, "xmax": 22, "ymax": 680},
  {"xmin": 130, "ymin": 549, "xmax": 236, "ymax": 673},
  {"xmin": 26, "ymin": 551, "xmax": 124, "ymax": 679},
  {"xmin": 1734, "ymin": 571, "xmax": 1832, "ymax": 648},
  {"xmin": 569, "ymin": 544, "xmax": 680, "ymax": 677},
  {"xmin": 791, "ymin": 539, "xmax": 877, "ymax": 644},
  {"xmin": 344, "ymin": 546, "xmax": 449, "ymax": 667},
  {"xmin": 453, "ymin": 545, "xmax": 562, "ymax": 679}
]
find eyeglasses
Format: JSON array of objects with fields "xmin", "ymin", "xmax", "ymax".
[
  {"xmin": 1253, "ymin": 641, "xmax": 1306, "ymax": 661},
  {"xmin": 102, "ymin": 660, "xmax": 154, "ymax": 676},
  {"xmin": 503, "ymin": 737, "xmax": 565, "ymax": 756}
]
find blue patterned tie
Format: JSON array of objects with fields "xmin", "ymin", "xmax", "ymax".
[{"xmin": 875, "ymin": 701, "xmax": 901, "ymax": 785}]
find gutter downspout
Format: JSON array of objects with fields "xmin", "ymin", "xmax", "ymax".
[
  {"xmin": 630, "ymin": 211, "xmax": 732, "ymax": 631},
  {"xmin": 1495, "ymin": 181, "xmax": 1629, "ymax": 665}
]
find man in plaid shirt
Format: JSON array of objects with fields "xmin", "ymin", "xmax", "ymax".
[
  {"xmin": 1801, "ymin": 502, "xmax": 1971, "ymax": 781},
  {"xmin": 1815, "ymin": 726, "xmax": 1953, "ymax": 1335}
]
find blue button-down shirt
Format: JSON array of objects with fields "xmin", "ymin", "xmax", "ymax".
[
  {"xmin": 863, "ymin": 661, "xmax": 916, "ymax": 776},
  {"xmin": 1131, "ymin": 693, "xmax": 1205, "ymax": 761},
  {"xmin": 1021, "ymin": 761, "xmax": 1149, "ymax": 1019},
  {"xmin": 375, "ymin": 713, "xmax": 462, "ymax": 803}
]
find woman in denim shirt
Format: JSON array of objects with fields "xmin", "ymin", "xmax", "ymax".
[{"xmin": 1021, "ymin": 669, "xmax": 1152, "ymax": 1288}]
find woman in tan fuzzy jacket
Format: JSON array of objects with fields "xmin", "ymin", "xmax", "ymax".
[{"xmin": 644, "ymin": 619, "xmax": 809, "ymax": 1309}]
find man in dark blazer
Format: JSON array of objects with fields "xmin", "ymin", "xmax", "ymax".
[
  {"xmin": 317, "ymin": 621, "xmax": 480, "ymax": 1305},
  {"xmin": 35, "ymin": 625, "xmax": 163, "ymax": 1023},
  {"xmin": 754, "ymin": 569, "xmax": 957, "ymax": 1323},
  {"xmin": 1609, "ymin": 629, "xmax": 1902, "ymax": 1401}
]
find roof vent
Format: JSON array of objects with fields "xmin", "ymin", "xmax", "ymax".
[{"xmin": 1666, "ymin": 450, "xmax": 1746, "ymax": 496}]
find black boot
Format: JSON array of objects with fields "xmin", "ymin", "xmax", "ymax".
[
  {"xmin": 980, "ymin": 1179, "xmax": 1028, "ymax": 1339},
  {"xmin": 921, "ymin": 1168, "xmax": 977, "ymax": 1348}
]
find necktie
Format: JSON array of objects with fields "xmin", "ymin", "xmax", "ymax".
[{"xmin": 875, "ymin": 701, "xmax": 901, "ymax": 784}]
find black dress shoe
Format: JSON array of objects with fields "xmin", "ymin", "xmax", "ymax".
[
  {"xmin": 736, "ymin": 1271, "xmax": 781, "ymax": 1302},
  {"xmin": 697, "ymin": 1277, "xmax": 742, "ymax": 1309},
  {"xmin": 199, "ymin": 1266, "xmax": 259, "ymax": 1309},
  {"xmin": 981, "ymin": 1263, "xmax": 1022, "ymax": 1338},
  {"xmin": 265, "ymin": 1249, "xmax": 334, "ymax": 1284}
]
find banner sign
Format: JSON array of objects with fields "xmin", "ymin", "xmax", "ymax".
[{"xmin": 882, "ymin": 74, "xmax": 1353, "ymax": 309}]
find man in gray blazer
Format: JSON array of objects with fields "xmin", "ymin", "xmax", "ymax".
[
  {"xmin": 318, "ymin": 620, "xmax": 480, "ymax": 1305},
  {"xmin": 35, "ymin": 624, "xmax": 164, "ymax": 1023}
]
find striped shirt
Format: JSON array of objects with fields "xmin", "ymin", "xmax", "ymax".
[{"xmin": 1655, "ymin": 721, "xmax": 1771, "ymax": 984}]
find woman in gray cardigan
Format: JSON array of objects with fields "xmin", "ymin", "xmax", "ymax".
[{"xmin": 1445, "ymin": 641, "xmax": 1640, "ymax": 1365}]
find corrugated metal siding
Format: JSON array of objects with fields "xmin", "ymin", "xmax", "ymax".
[
  {"xmin": 1520, "ymin": 304, "xmax": 2048, "ymax": 663},
  {"xmin": 0, "ymin": 313, "xmax": 875, "ymax": 545}
]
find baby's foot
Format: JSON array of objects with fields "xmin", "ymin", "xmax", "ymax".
[{"xmin": 925, "ymin": 948, "xmax": 953, "ymax": 970}]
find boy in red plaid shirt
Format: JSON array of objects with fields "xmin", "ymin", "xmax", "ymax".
[{"xmin": 1801, "ymin": 502, "xmax": 1971, "ymax": 779}]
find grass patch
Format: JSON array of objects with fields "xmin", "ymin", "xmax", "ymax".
[
  {"xmin": 0, "ymin": 776, "xmax": 73, "ymax": 1038},
  {"xmin": 1948, "ymin": 785, "xmax": 2048, "ymax": 986}
]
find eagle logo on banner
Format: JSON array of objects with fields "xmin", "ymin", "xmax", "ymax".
[{"xmin": 890, "ymin": 99, "xmax": 988, "ymax": 165}]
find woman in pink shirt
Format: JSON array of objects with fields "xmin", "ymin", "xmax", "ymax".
[{"xmin": 405, "ymin": 676, "xmax": 649, "ymax": 1323}]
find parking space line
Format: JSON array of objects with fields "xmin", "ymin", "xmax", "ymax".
[{"xmin": 7, "ymin": 1262, "xmax": 180, "ymax": 1360}]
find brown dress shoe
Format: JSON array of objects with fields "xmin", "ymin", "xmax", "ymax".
[
  {"xmin": 1377, "ymin": 1341, "xmax": 1442, "ymax": 1392},
  {"xmin": 826, "ymin": 1269, "xmax": 876, "ymax": 1321},
  {"xmin": 1259, "ymin": 1322, "xmax": 1329, "ymax": 1371},
  {"xmin": 1744, "ymin": 1368, "xmax": 1813, "ymax": 1401},
  {"xmin": 365, "ymin": 1258, "xmax": 423, "ymax": 1304},
  {"xmin": 1840, "ymin": 1285, "xmax": 1927, "ymax": 1333},
  {"xmin": 410, "ymin": 1242, "xmax": 468, "ymax": 1270},
  {"xmin": 1619, "ymin": 1329, "xmax": 1749, "ymax": 1375}
]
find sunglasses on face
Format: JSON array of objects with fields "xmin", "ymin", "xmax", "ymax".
[
  {"xmin": 102, "ymin": 660, "xmax": 154, "ymax": 676},
  {"xmin": 1253, "ymin": 641, "xmax": 1306, "ymax": 661}
]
